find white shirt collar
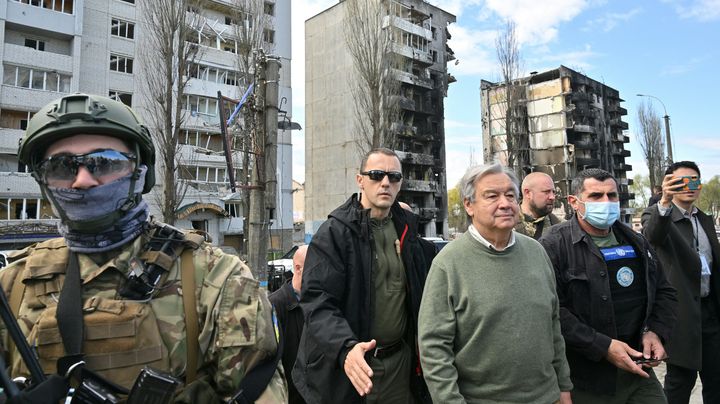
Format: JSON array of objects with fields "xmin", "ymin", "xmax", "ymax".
[{"xmin": 468, "ymin": 224, "xmax": 516, "ymax": 251}]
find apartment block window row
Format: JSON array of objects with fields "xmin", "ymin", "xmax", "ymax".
[
  {"xmin": 0, "ymin": 198, "xmax": 50, "ymax": 220},
  {"xmin": 110, "ymin": 54, "xmax": 133, "ymax": 74},
  {"xmin": 185, "ymin": 95, "xmax": 218, "ymax": 117},
  {"xmin": 111, "ymin": 18, "xmax": 135, "ymax": 39},
  {"xmin": 109, "ymin": 90, "xmax": 132, "ymax": 106},
  {"xmin": 3, "ymin": 64, "xmax": 71, "ymax": 92},
  {"xmin": 187, "ymin": 63, "xmax": 239, "ymax": 86},
  {"xmin": 179, "ymin": 129, "xmax": 224, "ymax": 151},
  {"xmin": 14, "ymin": 0, "xmax": 73, "ymax": 14},
  {"xmin": 393, "ymin": 30, "xmax": 429, "ymax": 53},
  {"xmin": 179, "ymin": 165, "xmax": 239, "ymax": 184}
]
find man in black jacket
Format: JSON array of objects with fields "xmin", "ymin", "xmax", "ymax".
[
  {"xmin": 540, "ymin": 168, "xmax": 677, "ymax": 403},
  {"xmin": 642, "ymin": 161, "xmax": 720, "ymax": 404},
  {"xmin": 269, "ymin": 245, "xmax": 308, "ymax": 404},
  {"xmin": 292, "ymin": 148, "xmax": 433, "ymax": 404}
]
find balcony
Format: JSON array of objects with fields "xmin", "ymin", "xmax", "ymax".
[
  {"xmin": 572, "ymin": 141, "xmax": 599, "ymax": 150},
  {"xmin": 613, "ymin": 163, "xmax": 632, "ymax": 171},
  {"xmin": 0, "ymin": 128, "xmax": 24, "ymax": 155},
  {"xmin": 575, "ymin": 157, "xmax": 600, "ymax": 167},
  {"xmin": 612, "ymin": 133, "xmax": 630, "ymax": 143},
  {"xmin": 396, "ymin": 151, "xmax": 434, "ymax": 166},
  {"xmin": 390, "ymin": 122, "xmax": 417, "ymax": 137},
  {"xmin": 1, "ymin": 85, "xmax": 69, "ymax": 111},
  {"xmin": 609, "ymin": 118, "xmax": 629, "ymax": 130},
  {"xmin": 383, "ymin": 16, "xmax": 432, "ymax": 40},
  {"xmin": 612, "ymin": 149, "xmax": 631, "ymax": 157},
  {"xmin": 391, "ymin": 95, "xmax": 415, "ymax": 111},
  {"xmin": 401, "ymin": 179, "xmax": 437, "ymax": 193},
  {"xmin": 3, "ymin": 43, "xmax": 73, "ymax": 73},
  {"xmin": 219, "ymin": 217, "xmax": 245, "ymax": 234},
  {"xmin": 0, "ymin": 172, "xmax": 42, "ymax": 199},
  {"xmin": 6, "ymin": 1, "xmax": 78, "ymax": 36},
  {"xmin": 390, "ymin": 43, "xmax": 433, "ymax": 66},
  {"xmin": 0, "ymin": 219, "xmax": 60, "ymax": 244},
  {"xmin": 392, "ymin": 69, "xmax": 433, "ymax": 89}
]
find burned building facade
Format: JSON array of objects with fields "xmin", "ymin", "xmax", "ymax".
[
  {"xmin": 305, "ymin": 0, "xmax": 455, "ymax": 238},
  {"xmin": 481, "ymin": 66, "xmax": 634, "ymax": 220}
]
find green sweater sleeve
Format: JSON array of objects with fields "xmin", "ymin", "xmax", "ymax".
[
  {"xmin": 418, "ymin": 260, "xmax": 466, "ymax": 403},
  {"xmin": 545, "ymin": 252, "xmax": 574, "ymax": 392}
]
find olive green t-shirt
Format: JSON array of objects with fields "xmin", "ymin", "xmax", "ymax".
[{"xmin": 370, "ymin": 216, "xmax": 407, "ymax": 346}]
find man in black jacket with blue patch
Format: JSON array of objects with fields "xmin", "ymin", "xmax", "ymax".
[
  {"xmin": 540, "ymin": 168, "xmax": 677, "ymax": 403},
  {"xmin": 292, "ymin": 148, "xmax": 432, "ymax": 404}
]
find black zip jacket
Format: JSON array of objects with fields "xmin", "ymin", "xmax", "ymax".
[
  {"xmin": 539, "ymin": 216, "xmax": 677, "ymax": 395},
  {"xmin": 292, "ymin": 194, "xmax": 433, "ymax": 404}
]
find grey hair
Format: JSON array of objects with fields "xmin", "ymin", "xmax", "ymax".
[{"xmin": 460, "ymin": 163, "xmax": 520, "ymax": 203}]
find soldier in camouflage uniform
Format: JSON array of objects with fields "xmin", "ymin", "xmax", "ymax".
[
  {"xmin": 0, "ymin": 94, "xmax": 286, "ymax": 403},
  {"xmin": 514, "ymin": 172, "xmax": 562, "ymax": 240}
]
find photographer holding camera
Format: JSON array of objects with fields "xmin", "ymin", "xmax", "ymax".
[
  {"xmin": 642, "ymin": 161, "xmax": 720, "ymax": 404},
  {"xmin": 0, "ymin": 94, "xmax": 286, "ymax": 403}
]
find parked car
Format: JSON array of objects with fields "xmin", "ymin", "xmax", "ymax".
[{"xmin": 267, "ymin": 245, "xmax": 298, "ymax": 292}]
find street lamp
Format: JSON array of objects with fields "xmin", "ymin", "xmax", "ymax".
[{"xmin": 637, "ymin": 93, "xmax": 673, "ymax": 163}]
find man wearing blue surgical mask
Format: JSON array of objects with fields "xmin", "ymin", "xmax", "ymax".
[{"xmin": 540, "ymin": 168, "xmax": 677, "ymax": 403}]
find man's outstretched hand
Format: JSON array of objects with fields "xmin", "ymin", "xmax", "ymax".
[{"xmin": 344, "ymin": 339, "xmax": 376, "ymax": 396}]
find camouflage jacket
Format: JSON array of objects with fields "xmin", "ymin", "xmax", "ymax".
[
  {"xmin": 514, "ymin": 212, "xmax": 562, "ymax": 240},
  {"xmin": 0, "ymin": 223, "xmax": 287, "ymax": 403}
]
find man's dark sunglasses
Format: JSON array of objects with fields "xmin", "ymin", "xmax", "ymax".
[
  {"xmin": 37, "ymin": 149, "xmax": 136, "ymax": 185},
  {"xmin": 361, "ymin": 170, "xmax": 403, "ymax": 183}
]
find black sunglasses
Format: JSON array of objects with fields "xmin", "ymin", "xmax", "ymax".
[
  {"xmin": 361, "ymin": 170, "xmax": 403, "ymax": 183},
  {"xmin": 37, "ymin": 149, "xmax": 137, "ymax": 186}
]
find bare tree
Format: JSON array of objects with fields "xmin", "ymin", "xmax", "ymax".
[
  {"xmin": 636, "ymin": 100, "xmax": 665, "ymax": 190},
  {"xmin": 494, "ymin": 20, "xmax": 528, "ymax": 178},
  {"xmin": 344, "ymin": 0, "xmax": 401, "ymax": 157},
  {"xmin": 139, "ymin": 0, "xmax": 204, "ymax": 224}
]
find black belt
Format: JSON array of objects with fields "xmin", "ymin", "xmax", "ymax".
[{"xmin": 371, "ymin": 340, "xmax": 403, "ymax": 359}]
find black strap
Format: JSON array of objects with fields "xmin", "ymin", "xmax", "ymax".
[
  {"xmin": 229, "ymin": 309, "xmax": 284, "ymax": 404},
  {"xmin": 55, "ymin": 252, "xmax": 84, "ymax": 375}
]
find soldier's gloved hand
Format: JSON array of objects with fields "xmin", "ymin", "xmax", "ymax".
[{"xmin": 7, "ymin": 375, "xmax": 69, "ymax": 404}]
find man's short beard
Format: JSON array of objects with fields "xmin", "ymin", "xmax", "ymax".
[{"xmin": 530, "ymin": 203, "xmax": 553, "ymax": 218}]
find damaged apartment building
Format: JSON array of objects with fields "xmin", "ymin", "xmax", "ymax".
[
  {"xmin": 0, "ymin": 0, "xmax": 294, "ymax": 253},
  {"xmin": 305, "ymin": 0, "xmax": 455, "ymax": 238},
  {"xmin": 481, "ymin": 65, "xmax": 634, "ymax": 221}
]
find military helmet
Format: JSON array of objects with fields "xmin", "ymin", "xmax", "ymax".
[{"xmin": 18, "ymin": 93, "xmax": 155, "ymax": 193}]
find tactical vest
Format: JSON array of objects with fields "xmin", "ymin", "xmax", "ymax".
[{"xmin": 7, "ymin": 224, "xmax": 205, "ymax": 390}]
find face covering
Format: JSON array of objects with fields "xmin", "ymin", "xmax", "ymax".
[
  {"xmin": 577, "ymin": 200, "xmax": 620, "ymax": 229},
  {"xmin": 47, "ymin": 166, "xmax": 149, "ymax": 253}
]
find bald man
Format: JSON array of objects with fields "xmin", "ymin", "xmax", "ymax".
[
  {"xmin": 269, "ymin": 245, "xmax": 309, "ymax": 404},
  {"xmin": 515, "ymin": 172, "xmax": 562, "ymax": 239}
]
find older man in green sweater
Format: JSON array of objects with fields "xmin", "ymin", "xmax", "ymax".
[{"xmin": 418, "ymin": 163, "xmax": 573, "ymax": 403}]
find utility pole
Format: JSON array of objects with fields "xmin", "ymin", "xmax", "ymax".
[
  {"xmin": 247, "ymin": 51, "xmax": 280, "ymax": 282},
  {"xmin": 637, "ymin": 93, "xmax": 672, "ymax": 164}
]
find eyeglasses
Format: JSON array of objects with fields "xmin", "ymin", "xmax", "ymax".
[
  {"xmin": 37, "ymin": 149, "xmax": 136, "ymax": 187},
  {"xmin": 361, "ymin": 170, "xmax": 403, "ymax": 183}
]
